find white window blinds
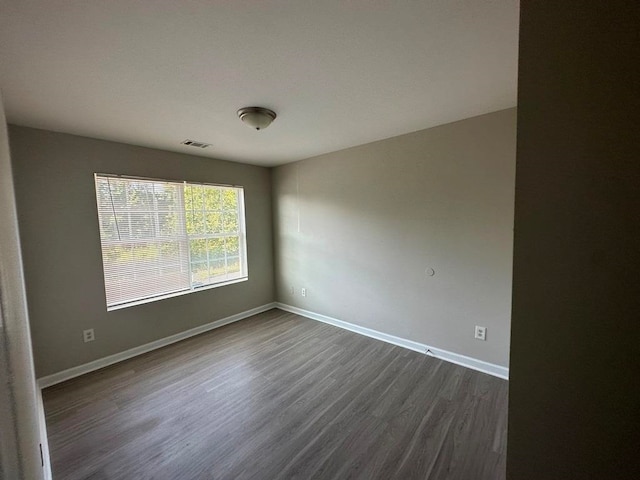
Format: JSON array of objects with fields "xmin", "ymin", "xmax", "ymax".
[{"xmin": 94, "ymin": 174, "xmax": 248, "ymax": 309}]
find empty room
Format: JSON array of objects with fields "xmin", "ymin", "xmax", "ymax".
[{"xmin": 1, "ymin": 2, "xmax": 637, "ymax": 480}]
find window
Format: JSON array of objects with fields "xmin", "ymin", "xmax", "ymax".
[{"xmin": 94, "ymin": 174, "xmax": 247, "ymax": 310}]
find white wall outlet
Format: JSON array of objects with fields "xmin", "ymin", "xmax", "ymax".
[
  {"xmin": 301, "ymin": 288, "xmax": 307, "ymax": 297},
  {"xmin": 83, "ymin": 329, "xmax": 95, "ymax": 343},
  {"xmin": 474, "ymin": 326, "xmax": 487, "ymax": 341}
]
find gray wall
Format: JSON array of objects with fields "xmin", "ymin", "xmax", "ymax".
[
  {"xmin": 9, "ymin": 126, "xmax": 274, "ymax": 378},
  {"xmin": 508, "ymin": 2, "xmax": 639, "ymax": 479},
  {"xmin": 0, "ymin": 100, "xmax": 44, "ymax": 478},
  {"xmin": 273, "ymin": 109, "xmax": 516, "ymax": 367}
]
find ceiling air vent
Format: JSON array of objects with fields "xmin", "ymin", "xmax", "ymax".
[{"xmin": 181, "ymin": 139, "xmax": 211, "ymax": 149}]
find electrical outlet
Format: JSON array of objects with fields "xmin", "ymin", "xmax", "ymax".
[
  {"xmin": 301, "ymin": 288, "xmax": 307, "ymax": 297},
  {"xmin": 474, "ymin": 326, "xmax": 486, "ymax": 341},
  {"xmin": 83, "ymin": 329, "xmax": 95, "ymax": 343}
]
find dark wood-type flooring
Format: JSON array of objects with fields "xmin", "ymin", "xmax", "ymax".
[{"xmin": 43, "ymin": 309, "xmax": 508, "ymax": 479}]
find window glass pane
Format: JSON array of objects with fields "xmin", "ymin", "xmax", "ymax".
[
  {"xmin": 222, "ymin": 189, "xmax": 238, "ymax": 211},
  {"xmin": 226, "ymin": 236, "xmax": 240, "ymax": 256},
  {"xmin": 185, "ymin": 184, "xmax": 204, "ymax": 211},
  {"xmin": 204, "ymin": 187, "xmax": 222, "ymax": 211},
  {"xmin": 223, "ymin": 212, "xmax": 239, "ymax": 233},
  {"xmin": 186, "ymin": 211, "xmax": 204, "ymax": 235},
  {"xmin": 205, "ymin": 211, "xmax": 223, "ymax": 234},
  {"xmin": 209, "ymin": 258, "xmax": 226, "ymax": 279},
  {"xmin": 189, "ymin": 239, "xmax": 207, "ymax": 263},
  {"xmin": 227, "ymin": 256, "xmax": 241, "ymax": 274},
  {"xmin": 191, "ymin": 262, "xmax": 208, "ymax": 286},
  {"xmin": 207, "ymin": 237, "xmax": 225, "ymax": 260}
]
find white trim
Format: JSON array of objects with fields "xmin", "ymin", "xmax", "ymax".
[
  {"xmin": 277, "ymin": 304, "xmax": 427, "ymax": 353},
  {"xmin": 276, "ymin": 303, "xmax": 509, "ymax": 380},
  {"xmin": 37, "ymin": 303, "xmax": 277, "ymax": 388},
  {"xmin": 422, "ymin": 346, "xmax": 509, "ymax": 380},
  {"xmin": 34, "ymin": 388, "xmax": 52, "ymax": 480}
]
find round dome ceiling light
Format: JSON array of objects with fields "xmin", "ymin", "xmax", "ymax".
[{"xmin": 237, "ymin": 107, "xmax": 277, "ymax": 131}]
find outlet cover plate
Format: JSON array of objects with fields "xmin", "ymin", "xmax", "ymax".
[{"xmin": 83, "ymin": 329, "xmax": 95, "ymax": 343}]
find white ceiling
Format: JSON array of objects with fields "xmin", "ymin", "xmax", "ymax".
[{"xmin": 0, "ymin": 1, "xmax": 519, "ymax": 167}]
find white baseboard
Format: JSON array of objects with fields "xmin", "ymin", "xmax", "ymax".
[
  {"xmin": 276, "ymin": 303, "xmax": 509, "ymax": 380},
  {"xmin": 37, "ymin": 301, "xmax": 508, "ymax": 388},
  {"xmin": 37, "ymin": 303, "xmax": 277, "ymax": 389}
]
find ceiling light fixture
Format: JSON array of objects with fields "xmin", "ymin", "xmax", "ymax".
[{"xmin": 237, "ymin": 106, "xmax": 277, "ymax": 131}]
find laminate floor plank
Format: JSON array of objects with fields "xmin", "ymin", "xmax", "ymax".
[{"xmin": 43, "ymin": 309, "xmax": 508, "ymax": 480}]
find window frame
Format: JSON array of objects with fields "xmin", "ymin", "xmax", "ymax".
[{"xmin": 94, "ymin": 173, "xmax": 249, "ymax": 311}]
